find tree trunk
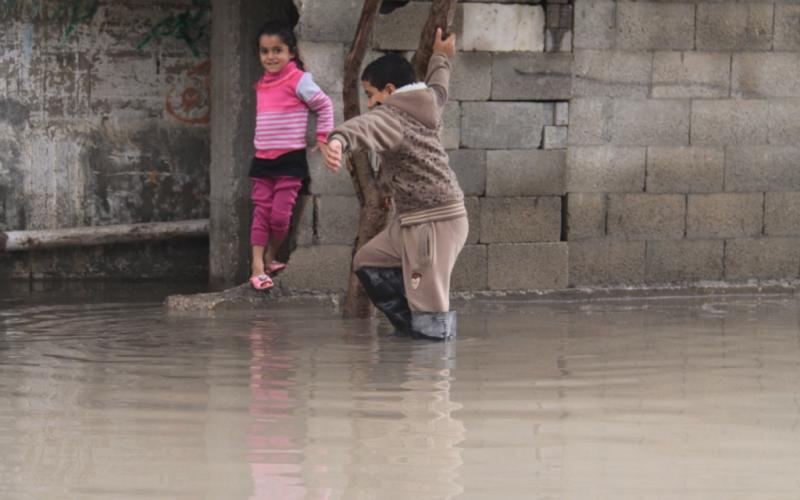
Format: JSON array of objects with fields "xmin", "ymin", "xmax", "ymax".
[
  {"xmin": 341, "ymin": 0, "xmax": 459, "ymax": 318},
  {"xmin": 410, "ymin": 0, "xmax": 459, "ymax": 80},
  {"xmin": 341, "ymin": 0, "xmax": 384, "ymax": 319}
]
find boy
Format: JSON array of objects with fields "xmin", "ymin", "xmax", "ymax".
[{"xmin": 322, "ymin": 29, "xmax": 467, "ymax": 341}]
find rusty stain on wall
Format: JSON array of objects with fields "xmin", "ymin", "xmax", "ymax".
[{"xmin": 165, "ymin": 59, "xmax": 210, "ymax": 125}]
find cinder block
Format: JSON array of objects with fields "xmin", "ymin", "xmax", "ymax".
[
  {"xmin": 569, "ymin": 240, "xmax": 646, "ymax": 286},
  {"xmin": 725, "ymin": 147, "xmax": 800, "ymax": 192},
  {"xmin": 297, "ymin": 42, "xmax": 345, "ymax": 91},
  {"xmin": 610, "ymin": 99, "xmax": 690, "ymax": 146},
  {"xmin": 775, "ymin": 4, "xmax": 800, "ymax": 51},
  {"xmin": 297, "ymin": 0, "xmax": 363, "ymax": 43},
  {"xmin": 462, "ymin": 102, "xmax": 553, "ymax": 149},
  {"xmin": 646, "ymin": 240, "xmax": 725, "ymax": 283},
  {"xmin": 451, "ymin": 244, "xmax": 488, "ymax": 291},
  {"xmin": 765, "ymin": 192, "xmax": 800, "ymax": 237},
  {"xmin": 462, "ymin": 3, "xmax": 545, "ymax": 52},
  {"xmin": 464, "ymin": 196, "xmax": 481, "ymax": 245},
  {"xmin": 491, "ymin": 53, "xmax": 572, "ymax": 100},
  {"xmin": 316, "ymin": 196, "xmax": 359, "ymax": 245},
  {"xmin": 725, "ymin": 238, "xmax": 800, "ymax": 281},
  {"xmin": 768, "ymin": 99, "xmax": 800, "ymax": 146},
  {"xmin": 555, "ymin": 102, "xmax": 569, "ymax": 126},
  {"xmin": 293, "ymin": 195, "xmax": 314, "ymax": 247},
  {"xmin": 374, "ymin": 2, "xmax": 434, "ymax": 51},
  {"xmin": 568, "ymin": 97, "xmax": 612, "ymax": 146},
  {"xmin": 480, "ymin": 197, "xmax": 562, "ymax": 243},
  {"xmin": 488, "ymin": 243, "xmax": 569, "ymax": 290},
  {"xmin": 277, "ymin": 245, "xmax": 353, "ymax": 290},
  {"xmin": 616, "ymin": 2, "xmax": 695, "ymax": 50},
  {"xmin": 646, "ymin": 147, "xmax": 724, "ymax": 194},
  {"xmin": 607, "ymin": 194, "xmax": 685, "ymax": 240},
  {"xmin": 732, "ymin": 53, "xmax": 800, "ymax": 98},
  {"xmin": 448, "ymin": 149, "xmax": 486, "ymax": 196},
  {"xmin": 451, "ymin": 52, "xmax": 492, "ymax": 101},
  {"xmin": 697, "ymin": 3, "xmax": 773, "ymax": 51},
  {"xmin": 309, "ymin": 154, "xmax": 355, "ymax": 196},
  {"xmin": 691, "ymin": 100, "xmax": 769, "ymax": 146},
  {"xmin": 543, "ymin": 126, "xmax": 568, "ymax": 150},
  {"xmin": 567, "ymin": 146, "xmax": 645, "ymax": 193},
  {"xmin": 573, "ymin": 50, "xmax": 652, "ymax": 98},
  {"xmin": 442, "ymin": 101, "xmax": 460, "ymax": 150},
  {"xmin": 652, "ymin": 52, "xmax": 731, "ymax": 99},
  {"xmin": 486, "ymin": 150, "xmax": 566, "ymax": 196},
  {"xmin": 573, "ymin": 0, "xmax": 615, "ymax": 50},
  {"xmin": 566, "ymin": 193, "xmax": 606, "ymax": 241},
  {"xmin": 687, "ymin": 193, "xmax": 764, "ymax": 239}
]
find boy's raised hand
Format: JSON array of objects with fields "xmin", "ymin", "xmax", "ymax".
[
  {"xmin": 322, "ymin": 138, "xmax": 342, "ymax": 172},
  {"xmin": 432, "ymin": 27, "xmax": 456, "ymax": 58}
]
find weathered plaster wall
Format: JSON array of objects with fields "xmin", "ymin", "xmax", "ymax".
[{"xmin": 0, "ymin": 0, "xmax": 210, "ymax": 279}]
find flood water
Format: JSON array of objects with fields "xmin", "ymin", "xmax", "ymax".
[{"xmin": 2, "ymin": 284, "xmax": 800, "ymax": 499}]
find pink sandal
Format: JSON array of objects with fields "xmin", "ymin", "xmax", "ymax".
[
  {"xmin": 249, "ymin": 274, "xmax": 273, "ymax": 290},
  {"xmin": 267, "ymin": 262, "xmax": 287, "ymax": 274}
]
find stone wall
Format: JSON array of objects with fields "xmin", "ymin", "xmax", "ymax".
[
  {"xmin": 280, "ymin": 0, "xmax": 800, "ymax": 292},
  {"xmin": 568, "ymin": 0, "xmax": 800, "ymax": 286},
  {"xmin": 279, "ymin": 0, "xmax": 575, "ymax": 292},
  {"xmin": 0, "ymin": 1, "xmax": 211, "ymax": 279}
]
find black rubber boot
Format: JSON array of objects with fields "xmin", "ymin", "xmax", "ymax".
[
  {"xmin": 354, "ymin": 267, "xmax": 413, "ymax": 334},
  {"xmin": 410, "ymin": 311, "xmax": 457, "ymax": 341}
]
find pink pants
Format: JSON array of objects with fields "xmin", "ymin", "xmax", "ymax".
[{"xmin": 250, "ymin": 176, "xmax": 303, "ymax": 247}]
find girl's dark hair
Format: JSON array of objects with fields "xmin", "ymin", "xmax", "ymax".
[
  {"xmin": 361, "ymin": 53, "xmax": 415, "ymax": 90},
  {"xmin": 257, "ymin": 21, "xmax": 305, "ymax": 71}
]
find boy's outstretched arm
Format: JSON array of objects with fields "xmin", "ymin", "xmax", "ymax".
[
  {"xmin": 427, "ymin": 27, "xmax": 456, "ymax": 109},
  {"xmin": 322, "ymin": 109, "xmax": 404, "ymax": 171}
]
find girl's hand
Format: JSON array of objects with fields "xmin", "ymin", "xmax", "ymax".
[
  {"xmin": 432, "ymin": 27, "xmax": 456, "ymax": 58},
  {"xmin": 322, "ymin": 139, "xmax": 342, "ymax": 172}
]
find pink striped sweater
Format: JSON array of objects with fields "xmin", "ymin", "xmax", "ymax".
[{"xmin": 253, "ymin": 61, "xmax": 334, "ymax": 160}]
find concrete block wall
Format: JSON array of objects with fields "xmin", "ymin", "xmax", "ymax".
[
  {"xmin": 568, "ymin": 0, "xmax": 800, "ymax": 286},
  {"xmin": 1, "ymin": 1, "xmax": 211, "ymax": 279},
  {"xmin": 283, "ymin": 0, "xmax": 573, "ymax": 292}
]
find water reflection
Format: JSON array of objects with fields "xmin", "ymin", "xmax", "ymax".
[
  {"xmin": 3, "ymin": 287, "xmax": 800, "ymax": 498},
  {"xmin": 244, "ymin": 318, "xmax": 465, "ymax": 500}
]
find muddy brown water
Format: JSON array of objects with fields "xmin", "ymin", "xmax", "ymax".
[{"xmin": 2, "ymin": 283, "xmax": 800, "ymax": 499}]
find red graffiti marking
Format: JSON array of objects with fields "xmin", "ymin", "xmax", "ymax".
[{"xmin": 166, "ymin": 59, "xmax": 210, "ymax": 124}]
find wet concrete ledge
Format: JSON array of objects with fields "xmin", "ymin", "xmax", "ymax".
[{"xmin": 164, "ymin": 280, "xmax": 800, "ymax": 312}]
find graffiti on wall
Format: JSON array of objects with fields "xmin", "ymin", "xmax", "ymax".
[
  {"xmin": 137, "ymin": 0, "xmax": 211, "ymax": 57},
  {"xmin": 165, "ymin": 59, "xmax": 211, "ymax": 125},
  {"xmin": 55, "ymin": 0, "xmax": 99, "ymax": 40},
  {"xmin": 3, "ymin": 0, "xmax": 210, "ymax": 56},
  {"xmin": 0, "ymin": 0, "xmax": 99, "ymax": 39}
]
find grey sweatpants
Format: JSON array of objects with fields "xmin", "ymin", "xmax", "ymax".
[{"xmin": 353, "ymin": 215, "xmax": 468, "ymax": 313}]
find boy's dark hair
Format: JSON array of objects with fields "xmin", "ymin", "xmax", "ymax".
[
  {"xmin": 257, "ymin": 21, "xmax": 305, "ymax": 71},
  {"xmin": 361, "ymin": 53, "xmax": 416, "ymax": 90}
]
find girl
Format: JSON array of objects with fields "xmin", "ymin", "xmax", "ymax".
[{"xmin": 248, "ymin": 22, "xmax": 334, "ymax": 290}]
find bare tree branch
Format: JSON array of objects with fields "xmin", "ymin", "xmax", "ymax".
[{"xmin": 410, "ymin": 0, "xmax": 458, "ymax": 80}]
